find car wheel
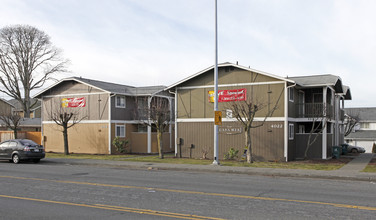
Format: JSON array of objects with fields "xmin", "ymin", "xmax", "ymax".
[
  {"xmin": 12, "ymin": 154, "xmax": 20, "ymax": 164},
  {"xmin": 351, "ymin": 148, "xmax": 358, "ymax": 153},
  {"xmin": 33, "ymin": 159, "xmax": 40, "ymax": 163}
]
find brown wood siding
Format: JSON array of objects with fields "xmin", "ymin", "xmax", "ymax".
[
  {"xmin": 42, "ymin": 94, "xmax": 109, "ymax": 121},
  {"xmin": 177, "ymin": 121, "xmax": 284, "ymax": 161},
  {"xmin": 177, "ymin": 90, "xmax": 191, "ymax": 118},
  {"xmin": 43, "ymin": 123, "xmax": 109, "ymax": 154},
  {"xmin": 131, "ymin": 132, "xmax": 148, "ymax": 153},
  {"xmin": 0, "ymin": 100, "xmax": 12, "ymax": 115},
  {"xmin": 181, "ymin": 67, "xmax": 283, "ymax": 88},
  {"xmin": 178, "ymin": 84, "xmax": 285, "ymax": 119}
]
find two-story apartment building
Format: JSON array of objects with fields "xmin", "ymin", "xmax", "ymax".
[
  {"xmin": 166, "ymin": 62, "xmax": 351, "ymax": 161},
  {"xmin": 34, "ymin": 77, "xmax": 174, "ymax": 154},
  {"xmin": 345, "ymin": 107, "xmax": 376, "ymax": 153}
]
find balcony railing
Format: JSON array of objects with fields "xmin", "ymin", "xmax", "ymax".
[{"xmin": 297, "ymin": 103, "xmax": 333, "ymax": 119}]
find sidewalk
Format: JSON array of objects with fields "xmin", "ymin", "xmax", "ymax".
[{"xmin": 43, "ymin": 153, "xmax": 376, "ymax": 182}]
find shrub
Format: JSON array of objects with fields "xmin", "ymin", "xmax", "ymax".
[
  {"xmin": 112, "ymin": 137, "xmax": 129, "ymax": 153},
  {"xmin": 372, "ymin": 143, "xmax": 376, "ymax": 153},
  {"xmin": 224, "ymin": 148, "xmax": 239, "ymax": 160}
]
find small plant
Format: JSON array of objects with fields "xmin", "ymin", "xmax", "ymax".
[
  {"xmin": 112, "ymin": 137, "xmax": 129, "ymax": 154},
  {"xmin": 224, "ymin": 148, "xmax": 239, "ymax": 160},
  {"xmin": 372, "ymin": 143, "xmax": 376, "ymax": 153},
  {"xmin": 201, "ymin": 147, "xmax": 209, "ymax": 159}
]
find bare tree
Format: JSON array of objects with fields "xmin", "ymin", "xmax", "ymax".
[
  {"xmin": 0, "ymin": 112, "xmax": 21, "ymax": 138},
  {"xmin": 135, "ymin": 96, "xmax": 170, "ymax": 159},
  {"xmin": 344, "ymin": 113, "xmax": 359, "ymax": 137},
  {"xmin": 227, "ymin": 88, "xmax": 284, "ymax": 163},
  {"xmin": 48, "ymin": 103, "xmax": 87, "ymax": 155},
  {"xmin": 304, "ymin": 105, "xmax": 329, "ymax": 159},
  {"xmin": 0, "ymin": 24, "xmax": 68, "ymax": 118}
]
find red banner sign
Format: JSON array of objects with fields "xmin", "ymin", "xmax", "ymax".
[
  {"xmin": 62, "ymin": 97, "xmax": 86, "ymax": 108},
  {"xmin": 208, "ymin": 88, "xmax": 247, "ymax": 102}
]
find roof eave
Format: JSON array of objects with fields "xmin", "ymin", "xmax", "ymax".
[
  {"xmin": 33, "ymin": 77, "xmax": 111, "ymax": 98},
  {"xmin": 165, "ymin": 62, "xmax": 294, "ymax": 91}
]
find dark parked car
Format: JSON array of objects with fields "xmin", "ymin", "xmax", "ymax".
[
  {"xmin": 344, "ymin": 144, "xmax": 366, "ymax": 153},
  {"xmin": 0, "ymin": 139, "xmax": 45, "ymax": 164}
]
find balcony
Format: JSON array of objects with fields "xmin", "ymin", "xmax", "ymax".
[{"xmin": 297, "ymin": 103, "xmax": 333, "ymax": 119}]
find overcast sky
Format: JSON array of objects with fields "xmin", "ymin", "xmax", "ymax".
[{"xmin": 1, "ymin": 0, "xmax": 375, "ymax": 107}]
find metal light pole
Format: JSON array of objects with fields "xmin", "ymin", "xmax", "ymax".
[{"xmin": 213, "ymin": 0, "xmax": 219, "ymax": 165}]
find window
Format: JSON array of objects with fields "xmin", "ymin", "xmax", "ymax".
[
  {"xmin": 298, "ymin": 125, "xmax": 305, "ymax": 134},
  {"xmin": 361, "ymin": 123, "xmax": 370, "ymax": 129},
  {"xmin": 289, "ymin": 124, "xmax": 294, "ymax": 140},
  {"xmin": 116, "ymin": 125, "xmax": 125, "ymax": 137},
  {"xmin": 115, "ymin": 96, "xmax": 126, "ymax": 108},
  {"xmin": 288, "ymin": 88, "xmax": 294, "ymax": 102},
  {"xmin": 138, "ymin": 124, "xmax": 148, "ymax": 133}
]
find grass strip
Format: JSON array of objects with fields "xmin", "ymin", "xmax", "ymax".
[{"xmin": 46, "ymin": 153, "xmax": 347, "ymax": 171}]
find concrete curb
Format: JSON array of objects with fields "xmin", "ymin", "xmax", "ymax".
[{"xmin": 42, "ymin": 158, "xmax": 376, "ymax": 182}]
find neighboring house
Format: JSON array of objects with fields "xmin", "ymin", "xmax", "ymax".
[
  {"xmin": 0, "ymin": 98, "xmax": 14, "ymax": 115},
  {"xmin": 8, "ymin": 98, "xmax": 41, "ymax": 118},
  {"xmin": 1, "ymin": 98, "xmax": 42, "ymax": 131},
  {"xmin": 344, "ymin": 107, "xmax": 376, "ymax": 152},
  {"xmin": 0, "ymin": 98, "xmax": 15, "ymax": 131},
  {"xmin": 34, "ymin": 77, "xmax": 174, "ymax": 154},
  {"xmin": 166, "ymin": 62, "xmax": 351, "ymax": 161}
]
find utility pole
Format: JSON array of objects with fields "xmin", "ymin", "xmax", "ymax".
[{"xmin": 213, "ymin": 0, "xmax": 219, "ymax": 165}]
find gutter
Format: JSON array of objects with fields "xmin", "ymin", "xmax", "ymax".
[
  {"xmin": 168, "ymin": 89, "xmax": 178, "ymax": 157},
  {"xmin": 284, "ymin": 82, "xmax": 296, "ymax": 162}
]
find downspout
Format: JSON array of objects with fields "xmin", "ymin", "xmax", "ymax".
[
  {"xmin": 147, "ymin": 96, "xmax": 152, "ymax": 153},
  {"xmin": 322, "ymin": 87, "xmax": 328, "ymax": 159},
  {"xmin": 285, "ymin": 82, "xmax": 296, "ymax": 162},
  {"xmin": 108, "ymin": 93, "xmax": 116, "ymax": 154},
  {"xmin": 168, "ymin": 89, "xmax": 178, "ymax": 157},
  {"xmin": 168, "ymin": 97, "xmax": 173, "ymax": 150},
  {"xmin": 40, "ymin": 97, "xmax": 44, "ymax": 146}
]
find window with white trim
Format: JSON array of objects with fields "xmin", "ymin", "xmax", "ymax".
[
  {"xmin": 115, "ymin": 96, "xmax": 126, "ymax": 108},
  {"xmin": 288, "ymin": 88, "xmax": 294, "ymax": 102},
  {"xmin": 289, "ymin": 124, "xmax": 294, "ymax": 140},
  {"xmin": 115, "ymin": 125, "xmax": 125, "ymax": 137}
]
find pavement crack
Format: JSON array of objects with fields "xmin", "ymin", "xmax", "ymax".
[{"xmin": 256, "ymin": 190, "xmax": 273, "ymax": 197}]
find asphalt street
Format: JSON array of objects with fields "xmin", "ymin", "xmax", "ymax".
[{"xmin": 0, "ymin": 160, "xmax": 375, "ymax": 219}]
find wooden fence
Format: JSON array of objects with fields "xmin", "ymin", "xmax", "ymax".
[{"xmin": 0, "ymin": 131, "xmax": 42, "ymax": 145}]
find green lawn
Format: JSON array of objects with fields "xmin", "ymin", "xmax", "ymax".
[
  {"xmin": 46, "ymin": 153, "xmax": 348, "ymax": 171},
  {"xmin": 363, "ymin": 157, "xmax": 376, "ymax": 172}
]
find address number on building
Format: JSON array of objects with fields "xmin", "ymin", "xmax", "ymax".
[{"xmin": 271, "ymin": 124, "xmax": 283, "ymax": 129}]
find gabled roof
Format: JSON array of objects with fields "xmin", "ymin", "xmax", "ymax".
[
  {"xmin": 289, "ymin": 74, "xmax": 344, "ymax": 93},
  {"xmin": 8, "ymin": 98, "xmax": 41, "ymax": 111},
  {"xmin": 0, "ymin": 118, "xmax": 41, "ymax": 128},
  {"xmin": 345, "ymin": 130, "xmax": 376, "ymax": 140},
  {"xmin": 345, "ymin": 107, "xmax": 376, "ymax": 121},
  {"xmin": 165, "ymin": 62, "xmax": 295, "ymax": 90},
  {"xmin": 342, "ymin": 85, "xmax": 351, "ymax": 100},
  {"xmin": 34, "ymin": 77, "xmax": 167, "ymax": 98}
]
